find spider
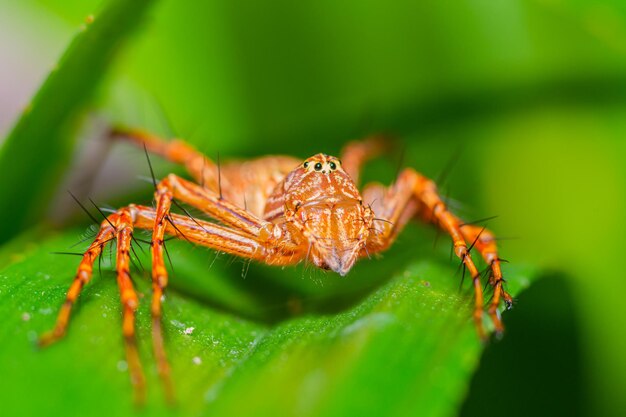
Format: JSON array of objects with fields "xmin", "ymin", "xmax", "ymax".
[{"xmin": 39, "ymin": 127, "xmax": 512, "ymax": 404}]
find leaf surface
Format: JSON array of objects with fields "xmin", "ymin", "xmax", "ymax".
[{"xmin": 0, "ymin": 227, "xmax": 536, "ymax": 417}]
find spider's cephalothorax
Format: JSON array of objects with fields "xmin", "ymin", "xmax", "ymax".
[
  {"xmin": 40, "ymin": 128, "xmax": 513, "ymax": 404},
  {"xmin": 267, "ymin": 153, "xmax": 374, "ymax": 275}
]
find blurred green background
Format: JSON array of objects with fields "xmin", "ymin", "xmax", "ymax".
[{"xmin": 1, "ymin": 1, "xmax": 625, "ymax": 416}]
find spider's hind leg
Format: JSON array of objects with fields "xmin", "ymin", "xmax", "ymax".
[
  {"xmin": 109, "ymin": 127, "xmax": 220, "ymax": 191},
  {"xmin": 340, "ymin": 135, "xmax": 388, "ymax": 185}
]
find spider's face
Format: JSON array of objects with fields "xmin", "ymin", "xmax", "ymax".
[{"xmin": 283, "ymin": 154, "xmax": 374, "ymax": 276}]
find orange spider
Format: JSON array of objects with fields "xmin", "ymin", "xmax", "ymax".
[{"xmin": 39, "ymin": 128, "xmax": 512, "ymax": 404}]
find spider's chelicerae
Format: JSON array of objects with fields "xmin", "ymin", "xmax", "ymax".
[{"xmin": 40, "ymin": 128, "xmax": 512, "ymax": 403}]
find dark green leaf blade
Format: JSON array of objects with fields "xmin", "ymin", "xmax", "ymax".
[
  {"xmin": 0, "ymin": 228, "xmax": 536, "ymax": 417},
  {"xmin": 206, "ymin": 261, "xmax": 535, "ymax": 417}
]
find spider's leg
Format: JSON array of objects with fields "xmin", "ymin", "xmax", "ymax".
[
  {"xmin": 363, "ymin": 168, "xmax": 507, "ymax": 339},
  {"xmin": 155, "ymin": 174, "xmax": 272, "ymax": 237},
  {"xmin": 139, "ymin": 173, "xmax": 283, "ymax": 403},
  {"xmin": 133, "ymin": 199, "xmax": 302, "ymax": 401},
  {"xmin": 39, "ymin": 225, "xmax": 115, "ymax": 346},
  {"xmin": 148, "ymin": 179, "xmax": 175, "ymax": 402},
  {"xmin": 42, "ymin": 202, "xmax": 303, "ymax": 404},
  {"xmin": 114, "ymin": 208, "xmax": 146, "ymax": 404},
  {"xmin": 137, "ymin": 171, "xmax": 278, "ymax": 403},
  {"xmin": 132, "ymin": 205, "xmax": 303, "ymax": 266},
  {"xmin": 340, "ymin": 136, "xmax": 388, "ymax": 185},
  {"xmin": 458, "ymin": 224, "xmax": 513, "ymax": 333},
  {"xmin": 109, "ymin": 127, "xmax": 220, "ymax": 191},
  {"xmin": 40, "ymin": 208, "xmax": 146, "ymax": 404},
  {"xmin": 130, "ymin": 205, "xmax": 308, "ymax": 265}
]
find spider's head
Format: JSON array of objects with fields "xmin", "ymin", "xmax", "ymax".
[{"xmin": 283, "ymin": 154, "xmax": 374, "ymax": 276}]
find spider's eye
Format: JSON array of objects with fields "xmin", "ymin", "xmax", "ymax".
[
  {"xmin": 329, "ymin": 162, "xmax": 337, "ymax": 170},
  {"xmin": 303, "ymin": 161, "xmax": 309, "ymax": 168},
  {"xmin": 314, "ymin": 162, "xmax": 323, "ymax": 171}
]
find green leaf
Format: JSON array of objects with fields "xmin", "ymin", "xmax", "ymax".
[
  {"xmin": 0, "ymin": 227, "xmax": 536, "ymax": 417},
  {"xmin": 0, "ymin": 0, "xmax": 157, "ymax": 244}
]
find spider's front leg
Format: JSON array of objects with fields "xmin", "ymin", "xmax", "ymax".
[
  {"xmin": 138, "ymin": 194, "xmax": 303, "ymax": 402},
  {"xmin": 40, "ymin": 199, "xmax": 303, "ymax": 404},
  {"xmin": 144, "ymin": 172, "xmax": 285, "ymax": 401},
  {"xmin": 40, "ymin": 207, "xmax": 146, "ymax": 403},
  {"xmin": 363, "ymin": 168, "xmax": 512, "ymax": 339}
]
